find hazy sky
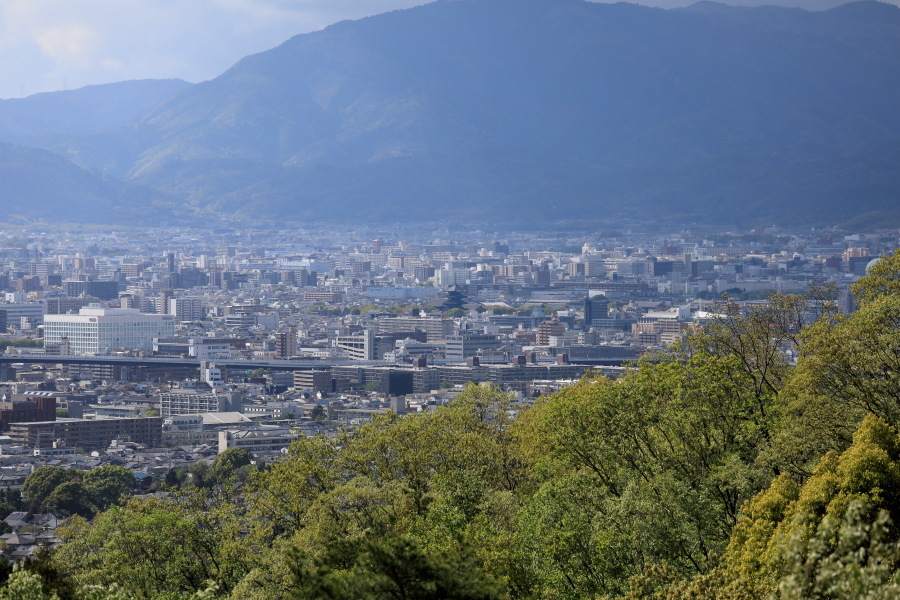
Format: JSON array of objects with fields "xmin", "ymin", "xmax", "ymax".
[
  {"xmin": 0, "ymin": 0, "xmax": 432, "ymax": 99},
  {"xmin": 1, "ymin": 0, "xmax": 897, "ymax": 100}
]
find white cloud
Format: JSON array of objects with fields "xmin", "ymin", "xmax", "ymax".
[
  {"xmin": 35, "ymin": 24, "xmax": 97, "ymax": 67},
  {"xmin": 0, "ymin": 0, "xmax": 427, "ymax": 98}
]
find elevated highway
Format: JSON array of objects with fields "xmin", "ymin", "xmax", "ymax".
[{"xmin": 0, "ymin": 353, "xmax": 392, "ymax": 374}]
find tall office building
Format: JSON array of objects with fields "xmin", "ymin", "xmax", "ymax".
[
  {"xmin": 584, "ymin": 295, "xmax": 609, "ymax": 330},
  {"xmin": 275, "ymin": 327, "xmax": 298, "ymax": 358}
]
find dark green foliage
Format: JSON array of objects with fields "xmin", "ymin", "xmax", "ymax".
[
  {"xmin": 83, "ymin": 466, "xmax": 136, "ymax": 513},
  {"xmin": 290, "ymin": 533, "xmax": 501, "ymax": 600},
  {"xmin": 46, "ymin": 482, "xmax": 94, "ymax": 519},
  {"xmin": 163, "ymin": 467, "xmax": 188, "ymax": 489},
  {"xmin": 22, "ymin": 465, "xmax": 136, "ymax": 518},
  {"xmin": 212, "ymin": 448, "xmax": 253, "ymax": 479},
  {"xmin": 21, "ymin": 467, "xmax": 80, "ymax": 512},
  {"xmin": 188, "ymin": 460, "xmax": 215, "ymax": 489}
]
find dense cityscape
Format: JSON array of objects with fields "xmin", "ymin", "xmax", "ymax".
[{"xmin": 0, "ymin": 221, "xmax": 894, "ymax": 557}]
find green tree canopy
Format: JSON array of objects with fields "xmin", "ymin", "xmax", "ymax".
[
  {"xmin": 638, "ymin": 414, "xmax": 900, "ymax": 599},
  {"xmin": 212, "ymin": 448, "xmax": 254, "ymax": 482},
  {"xmin": 83, "ymin": 466, "xmax": 136, "ymax": 512},
  {"xmin": 21, "ymin": 467, "xmax": 80, "ymax": 512},
  {"xmin": 53, "ymin": 493, "xmax": 249, "ymax": 600},
  {"xmin": 45, "ymin": 482, "xmax": 94, "ymax": 519},
  {"xmin": 850, "ymin": 248, "xmax": 900, "ymax": 306}
]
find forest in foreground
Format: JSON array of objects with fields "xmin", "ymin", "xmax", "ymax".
[{"xmin": 1, "ymin": 251, "xmax": 900, "ymax": 600}]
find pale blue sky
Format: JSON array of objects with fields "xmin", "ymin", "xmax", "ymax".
[
  {"xmin": 0, "ymin": 0, "xmax": 432, "ymax": 99},
  {"xmin": 0, "ymin": 0, "xmax": 895, "ymax": 100}
]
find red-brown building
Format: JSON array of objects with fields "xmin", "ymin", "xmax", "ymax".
[{"xmin": 0, "ymin": 394, "xmax": 56, "ymax": 431}]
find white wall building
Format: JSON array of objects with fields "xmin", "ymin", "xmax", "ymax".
[
  {"xmin": 169, "ymin": 297, "xmax": 206, "ymax": 322},
  {"xmin": 159, "ymin": 390, "xmax": 242, "ymax": 418},
  {"xmin": 43, "ymin": 307, "xmax": 175, "ymax": 355},
  {"xmin": 335, "ymin": 329, "xmax": 376, "ymax": 360}
]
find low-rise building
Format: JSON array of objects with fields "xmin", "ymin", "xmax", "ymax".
[
  {"xmin": 7, "ymin": 417, "xmax": 162, "ymax": 449},
  {"xmin": 160, "ymin": 390, "xmax": 242, "ymax": 418},
  {"xmin": 218, "ymin": 428, "xmax": 297, "ymax": 454}
]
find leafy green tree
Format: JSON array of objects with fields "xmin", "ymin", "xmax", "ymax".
[
  {"xmin": 850, "ymin": 248, "xmax": 900, "ymax": 306},
  {"xmin": 0, "ymin": 502, "xmax": 16, "ymax": 522},
  {"xmin": 512, "ymin": 344, "xmax": 779, "ymax": 597},
  {"xmin": 646, "ymin": 414, "xmax": 900, "ymax": 600},
  {"xmin": 768, "ymin": 284, "xmax": 900, "ymax": 476},
  {"xmin": 163, "ymin": 467, "xmax": 188, "ymax": 489},
  {"xmin": 0, "ymin": 563, "xmax": 219, "ymax": 600},
  {"xmin": 688, "ymin": 289, "xmax": 829, "ymax": 409},
  {"xmin": 0, "ymin": 489, "xmax": 22, "ymax": 512},
  {"xmin": 246, "ymin": 434, "xmax": 342, "ymax": 540},
  {"xmin": 242, "ymin": 385, "xmax": 523, "ymax": 597},
  {"xmin": 189, "ymin": 460, "xmax": 215, "ymax": 488},
  {"xmin": 778, "ymin": 503, "xmax": 900, "ymax": 600},
  {"xmin": 0, "ymin": 565, "xmax": 58, "ymax": 600},
  {"xmin": 45, "ymin": 482, "xmax": 94, "ymax": 518},
  {"xmin": 53, "ymin": 493, "xmax": 250, "ymax": 600},
  {"xmin": 21, "ymin": 467, "xmax": 80, "ymax": 512},
  {"xmin": 793, "ymin": 294, "xmax": 900, "ymax": 427},
  {"xmin": 290, "ymin": 532, "xmax": 502, "ymax": 600},
  {"xmin": 83, "ymin": 466, "xmax": 135, "ymax": 512},
  {"xmin": 213, "ymin": 448, "xmax": 254, "ymax": 483}
]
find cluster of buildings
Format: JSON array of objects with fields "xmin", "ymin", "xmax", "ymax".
[{"xmin": 0, "ymin": 222, "xmax": 891, "ymax": 516}]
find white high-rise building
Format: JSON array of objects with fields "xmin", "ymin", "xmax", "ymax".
[
  {"xmin": 169, "ymin": 297, "xmax": 205, "ymax": 322},
  {"xmin": 43, "ymin": 307, "xmax": 175, "ymax": 355}
]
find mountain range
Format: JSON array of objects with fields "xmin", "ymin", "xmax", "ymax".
[{"xmin": 1, "ymin": 0, "xmax": 899, "ymax": 229}]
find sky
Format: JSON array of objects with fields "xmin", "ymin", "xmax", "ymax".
[
  {"xmin": 0, "ymin": 0, "xmax": 429, "ymax": 99},
  {"xmin": 1, "ymin": 0, "xmax": 898, "ymax": 100}
]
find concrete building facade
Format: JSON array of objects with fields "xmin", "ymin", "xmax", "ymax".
[{"xmin": 43, "ymin": 307, "xmax": 175, "ymax": 355}]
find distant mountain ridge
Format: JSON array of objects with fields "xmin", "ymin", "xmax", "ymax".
[{"xmin": 1, "ymin": 0, "xmax": 899, "ymax": 228}]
